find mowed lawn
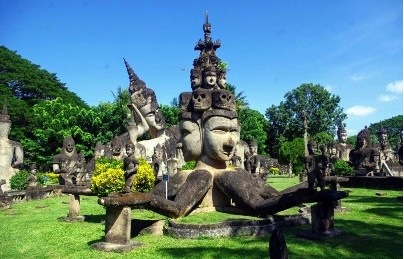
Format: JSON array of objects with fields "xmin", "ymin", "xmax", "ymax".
[{"xmin": 0, "ymin": 176, "xmax": 402, "ymax": 259}]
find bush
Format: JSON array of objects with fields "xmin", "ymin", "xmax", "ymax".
[
  {"xmin": 43, "ymin": 172, "xmax": 59, "ymax": 184},
  {"xmin": 91, "ymin": 157, "xmax": 156, "ymax": 196},
  {"xmin": 181, "ymin": 160, "xmax": 196, "ymax": 170},
  {"xmin": 269, "ymin": 167, "xmax": 280, "ymax": 175},
  {"xmin": 91, "ymin": 157, "xmax": 125, "ymax": 197},
  {"xmin": 333, "ymin": 159, "xmax": 354, "ymax": 176},
  {"xmin": 132, "ymin": 159, "xmax": 155, "ymax": 192},
  {"xmin": 10, "ymin": 170, "xmax": 30, "ymax": 190}
]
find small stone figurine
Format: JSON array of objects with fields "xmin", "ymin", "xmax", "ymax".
[{"xmin": 123, "ymin": 140, "xmax": 139, "ymax": 193}]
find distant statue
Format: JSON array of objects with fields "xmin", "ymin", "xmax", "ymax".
[
  {"xmin": 152, "ymin": 144, "xmax": 165, "ymax": 182},
  {"xmin": 376, "ymin": 124, "xmax": 395, "ymax": 175},
  {"xmin": 349, "ymin": 127, "xmax": 377, "ymax": 176},
  {"xmin": 248, "ymin": 140, "xmax": 260, "ymax": 175},
  {"xmin": 336, "ymin": 123, "xmax": 351, "ymax": 161},
  {"xmin": 397, "ymin": 133, "xmax": 403, "ymax": 166},
  {"xmin": 304, "ymin": 141, "xmax": 326, "ymax": 190},
  {"xmin": 166, "ymin": 153, "xmax": 178, "ymax": 176},
  {"xmin": 52, "ymin": 136, "xmax": 80, "ymax": 185},
  {"xmin": 123, "ymin": 140, "xmax": 139, "ymax": 193},
  {"xmin": 0, "ymin": 179, "xmax": 5, "ymax": 195},
  {"xmin": 26, "ymin": 165, "xmax": 38, "ymax": 188},
  {"xmin": 105, "ymin": 136, "xmax": 125, "ymax": 161},
  {"xmin": 230, "ymin": 148, "xmax": 242, "ymax": 168},
  {"xmin": 0, "ymin": 101, "xmax": 24, "ymax": 191},
  {"xmin": 327, "ymin": 142, "xmax": 339, "ymax": 176},
  {"xmin": 75, "ymin": 153, "xmax": 87, "ymax": 184}
]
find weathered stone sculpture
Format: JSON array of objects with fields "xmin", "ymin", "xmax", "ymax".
[
  {"xmin": 304, "ymin": 141, "xmax": 326, "ymax": 190},
  {"xmin": 336, "ymin": 123, "xmax": 351, "ymax": 161},
  {"xmin": 376, "ymin": 124, "xmax": 395, "ymax": 175},
  {"xmin": 327, "ymin": 142, "xmax": 339, "ymax": 175},
  {"xmin": 349, "ymin": 127, "xmax": 377, "ymax": 176},
  {"xmin": 52, "ymin": 136, "xmax": 80, "ymax": 185},
  {"xmin": 123, "ymin": 140, "xmax": 139, "ymax": 193},
  {"xmin": 0, "ymin": 101, "xmax": 24, "ymax": 191},
  {"xmin": 124, "ymin": 59, "xmax": 181, "ymax": 164}
]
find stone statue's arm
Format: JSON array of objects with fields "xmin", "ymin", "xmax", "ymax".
[
  {"xmin": 12, "ymin": 144, "xmax": 23, "ymax": 168},
  {"xmin": 128, "ymin": 103, "xmax": 149, "ymax": 138},
  {"xmin": 52, "ymin": 163, "xmax": 61, "ymax": 173}
]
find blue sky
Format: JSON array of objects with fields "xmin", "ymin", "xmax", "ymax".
[{"xmin": 1, "ymin": 0, "xmax": 402, "ymax": 136}]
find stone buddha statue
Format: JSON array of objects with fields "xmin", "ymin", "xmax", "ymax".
[{"xmin": 0, "ymin": 101, "xmax": 24, "ymax": 191}]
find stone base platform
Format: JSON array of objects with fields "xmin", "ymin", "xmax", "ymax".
[
  {"xmin": 91, "ymin": 241, "xmax": 143, "ymax": 252},
  {"xmin": 166, "ymin": 213, "xmax": 310, "ymax": 239}
]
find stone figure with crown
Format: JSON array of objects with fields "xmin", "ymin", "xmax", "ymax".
[
  {"xmin": 336, "ymin": 123, "xmax": 352, "ymax": 161},
  {"xmin": 99, "ymin": 14, "xmax": 347, "ymax": 221},
  {"xmin": 113, "ymin": 14, "xmax": 344, "ymax": 218},
  {"xmin": 0, "ymin": 101, "xmax": 24, "ymax": 191},
  {"xmin": 349, "ymin": 127, "xmax": 378, "ymax": 176}
]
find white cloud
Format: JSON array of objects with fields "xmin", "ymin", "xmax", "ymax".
[
  {"xmin": 346, "ymin": 106, "xmax": 376, "ymax": 117},
  {"xmin": 350, "ymin": 75, "xmax": 365, "ymax": 82},
  {"xmin": 386, "ymin": 80, "xmax": 403, "ymax": 93},
  {"xmin": 379, "ymin": 94, "xmax": 396, "ymax": 102}
]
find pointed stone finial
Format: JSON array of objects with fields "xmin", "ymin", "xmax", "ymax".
[
  {"xmin": 0, "ymin": 99, "xmax": 10, "ymax": 122},
  {"xmin": 124, "ymin": 58, "xmax": 146, "ymax": 94}
]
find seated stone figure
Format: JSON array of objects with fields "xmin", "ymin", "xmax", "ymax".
[
  {"xmin": 52, "ymin": 136, "xmax": 80, "ymax": 185},
  {"xmin": 0, "ymin": 101, "xmax": 24, "ymax": 191},
  {"xmin": 349, "ymin": 127, "xmax": 377, "ymax": 176}
]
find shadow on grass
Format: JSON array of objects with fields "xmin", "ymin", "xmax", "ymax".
[
  {"xmin": 83, "ymin": 214, "xmax": 105, "ymax": 223},
  {"xmin": 156, "ymin": 245, "xmax": 268, "ymax": 259}
]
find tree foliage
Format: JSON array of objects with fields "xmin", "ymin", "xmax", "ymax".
[
  {"xmin": 160, "ymin": 104, "xmax": 180, "ymax": 128},
  {"xmin": 265, "ymin": 83, "xmax": 346, "ymax": 157},
  {"xmin": 0, "ymin": 45, "xmax": 89, "ymax": 164},
  {"xmin": 278, "ymin": 137, "xmax": 305, "ymax": 174},
  {"xmin": 238, "ymin": 108, "xmax": 267, "ymax": 155},
  {"xmin": 22, "ymin": 97, "xmax": 99, "ymax": 166},
  {"xmin": 368, "ymin": 115, "xmax": 403, "ymax": 149}
]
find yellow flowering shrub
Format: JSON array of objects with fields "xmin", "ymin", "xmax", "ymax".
[
  {"xmin": 91, "ymin": 157, "xmax": 125, "ymax": 197},
  {"xmin": 91, "ymin": 157, "xmax": 156, "ymax": 196},
  {"xmin": 132, "ymin": 159, "xmax": 156, "ymax": 192}
]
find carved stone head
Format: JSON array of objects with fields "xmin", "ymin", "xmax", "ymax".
[{"xmin": 192, "ymin": 88, "xmax": 212, "ymax": 111}]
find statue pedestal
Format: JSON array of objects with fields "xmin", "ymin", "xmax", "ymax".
[
  {"xmin": 91, "ymin": 206, "xmax": 142, "ymax": 252},
  {"xmin": 60, "ymin": 185, "xmax": 94, "ymax": 222},
  {"xmin": 298, "ymin": 193, "xmax": 344, "ymax": 240}
]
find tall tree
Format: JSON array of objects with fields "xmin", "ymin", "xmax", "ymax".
[
  {"xmin": 0, "ymin": 45, "xmax": 88, "ymax": 143},
  {"xmin": 23, "ymin": 97, "xmax": 99, "ymax": 167},
  {"xmin": 368, "ymin": 115, "xmax": 403, "ymax": 149},
  {"xmin": 238, "ymin": 108, "xmax": 267, "ymax": 155},
  {"xmin": 265, "ymin": 83, "xmax": 346, "ymax": 158}
]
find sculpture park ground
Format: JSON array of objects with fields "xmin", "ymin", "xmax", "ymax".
[{"xmin": 0, "ymin": 176, "xmax": 401, "ymax": 259}]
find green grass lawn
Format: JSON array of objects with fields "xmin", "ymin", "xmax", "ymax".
[{"xmin": 0, "ymin": 177, "xmax": 402, "ymax": 259}]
